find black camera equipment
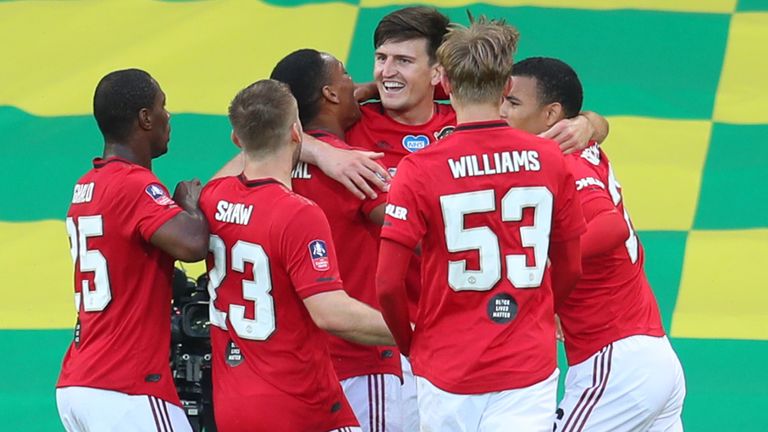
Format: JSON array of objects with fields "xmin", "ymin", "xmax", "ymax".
[{"xmin": 171, "ymin": 268, "xmax": 217, "ymax": 432}]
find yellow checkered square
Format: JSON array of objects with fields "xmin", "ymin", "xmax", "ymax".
[
  {"xmin": 602, "ymin": 117, "xmax": 711, "ymax": 231},
  {"xmin": 0, "ymin": 0, "xmax": 359, "ymax": 116},
  {"xmin": 714, "ymin": 12, "xmax": 768, "ymax": 123},
  {"xmin": 671, "ymin": 229, "xmax": 768, "ymax": 340},
  {"xmin": 0, "ymin": 221, "xmax": 75, "ymax": 329}
]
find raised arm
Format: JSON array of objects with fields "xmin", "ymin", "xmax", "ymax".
[
  {"xmin": 581, "ymin": 111, "xmax": 609, "ymax": 144},
  {"xmin": 541, "ymin": 111, "xmax": 610, "ymax": 154},
  {"xmin": 210, "ymin": 133, "xmax": 392, "ymax": 200},
  {"xmin": 150, "ymin": 179, "xmax": 209, "ymax": 262},
  {"xmin": 301, "ymin": 133, "xmax": 391, "ymax": 200}
]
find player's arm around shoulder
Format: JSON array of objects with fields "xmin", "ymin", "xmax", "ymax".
[
  {"xmin": 541, "ymin": 111, "xmax": 609, "ymax": 154},
  {"xmin": 280, "ymin": 199, "xmax": 394, "ymax": 346},
  {"xmin": 299, "ymin": 132, "xmax": 391, "ymax": 200},
  {"xmin": 149, "ymin": 178, "xmax": 209, "ymax": 262}
]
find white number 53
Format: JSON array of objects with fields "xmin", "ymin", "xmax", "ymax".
[{"xmin": 440, "ymin": 186, "xmax": 553, "ymax": 292}]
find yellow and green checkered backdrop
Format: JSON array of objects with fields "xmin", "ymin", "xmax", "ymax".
[{"xmin": 2, "ymin": 0, "xmax": 766, "ymax": 430}]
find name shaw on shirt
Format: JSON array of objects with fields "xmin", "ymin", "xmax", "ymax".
[
  {"xmin": 447, "ymin": 150, "xmax": 540, "ymax": 179},
  {"xmin": 215, "ymin": 200, "xmax": 254, "ymax": 225}
]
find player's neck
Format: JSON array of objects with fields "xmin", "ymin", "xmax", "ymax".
[
  {"xmin": 305, "ymin": 114, "xmax": 345, "ymax": 140},
  {"xmin": 103, "ymin": 141, "xmax": 151, "ymax": 170},
  {"xmin": 384, "ymin": 98, "xmax": 435, "ymax": 126},
  {"xmin": 242, "ymin": 151, "xmax": 293, "ymax": 190},
  {"xmin": 452, "ymin": 100, "xmax": 503, "ymax": 125}
]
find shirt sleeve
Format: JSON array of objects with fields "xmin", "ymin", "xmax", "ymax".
[
  {"xmin": 345, "ymin": 146, "xmax": 389, "ymax": 216},
  {"xmin": 580, "ymin": 194, "xmax": 630, "ymax": 258},
  {"xmin": 550, "ymin": 155, "xmax": 587, "ymax": 243},
  {"xmin": 379, "ymin": 157, "xmax": 427, "ymax": 249},
  {"xmin": 124, "ymin": 169, "xmax": 183, "ymax": 242},
  {"xmin": 361, "ymin": 190, "xmax": 387, "ymax": 216},
  {"xmin": 567, "ymin": 154, "xmax": 611, "ymax": 208},
  {"xmin": 280, "ymin": 201, "xmax": 344, "ymax": 299}
]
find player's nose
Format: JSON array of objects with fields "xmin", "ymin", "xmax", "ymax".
[{"xmin": 381, "ymin": 58, "xmax": 398, "ymax": 77}]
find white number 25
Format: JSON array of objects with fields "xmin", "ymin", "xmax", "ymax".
[{"xmin": 66, "ymin": 215, "xmax": 112, "ymax": 312}]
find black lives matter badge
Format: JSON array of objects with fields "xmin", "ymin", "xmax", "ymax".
[
  {"xmin": 487, "ymin": 293, "xmax": 518, "ymax": 324},
  {"xmin": 226, "ymin": 340, "xmax": 244, "ymax": 367}
]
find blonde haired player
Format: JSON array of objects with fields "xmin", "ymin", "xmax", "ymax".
[{"xmin": 377, "ymin": 18, "xmax": 586, "ymax": 432}]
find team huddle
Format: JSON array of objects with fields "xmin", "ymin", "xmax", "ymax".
[{"xmin": 55, "ymin": 7, "xmax": 686, "ymax": 432}]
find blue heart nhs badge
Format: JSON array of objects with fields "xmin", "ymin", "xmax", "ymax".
[{"xmin": 402, "ymin": 134, "xmax": 430, "ymax": 153}]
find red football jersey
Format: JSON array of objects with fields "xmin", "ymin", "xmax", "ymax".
[
  {"xmin": 201, "ymin": 175, "xmax": 358, "ymax": 432},
  {"xmin": 57, "ymin": 157, "xmax": 183, "ymax": 405},
  {"xmin": 381, "ymin": 121, "xmax": 586, "ymax": 394},
  {"xmin": 346, "ymin": 101, "xmax": 457, "ymax": 177},
  {"xmin": 292, "ymin": 130, "xmax": 401, "ymax": 381},
  {"xmin": 560, "ymin": 143, "xmax": 665, "ymax": 365},
  {"xmin": 346, "ymin": 102, "xmax": 457, "ymax": 316}
]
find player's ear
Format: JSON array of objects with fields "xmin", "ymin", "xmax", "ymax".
[
  {"xmin": 503, "ymin": 76, "xmax": 513, "ymax": 99},
  {"xmin": 321, "ymin": 85, "xmax": 340, "ymax": 104},
  {"xmin": 430, "ymin": 64, "xmax": 442, "ymax": 87},
  {"xmin": 290, "ymin": 121, "xmax": 303, "ymax": 144},
  {"xmin": 544, "ymin": 103, "xmax": 564, "ymax": 128},
  {"xmin": 231, "ymin": 130, "xmax": 243, "ymax": 149},
  {"xmin": 440, "ymin": 70, "xmax": 452, "ymax": 96},
  {"xmin": 138, "ymin": 108, "xmax": 152, "ymax": 131}
]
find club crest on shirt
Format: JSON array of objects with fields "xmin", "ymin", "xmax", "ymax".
[
  {"xmin": 145, "ymin": 183, "xmax": 175, "ymax": 206},
  {"xmin": 433, "ymin": 126, "xmax": 455, "ymax": 140},
  {"xmin": 308, "ymin": 239, "xmax": 330, "ymax": 271},
  {"xmin": 402, "ymin": 134, "xmax": 430, "ymax": 153}
]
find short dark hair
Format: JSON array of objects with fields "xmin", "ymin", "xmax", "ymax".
[
  {"xmin": 374, "ymin": 6, "xmax": 450, "ymax": 64},
  {"xmin": 270, "ymin": 49, "xmax": 331, "ymax": 127},
  {"xmin": 228, "ymin": 79, "xmax": 297, "ymax": 156},
  {"xmin": 512, "ymin": 57, "xmax": 583, "ymax": 118},
  {"xmin": 93, "ymin": 68, "xmax": 158, "ymax": 141}
]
